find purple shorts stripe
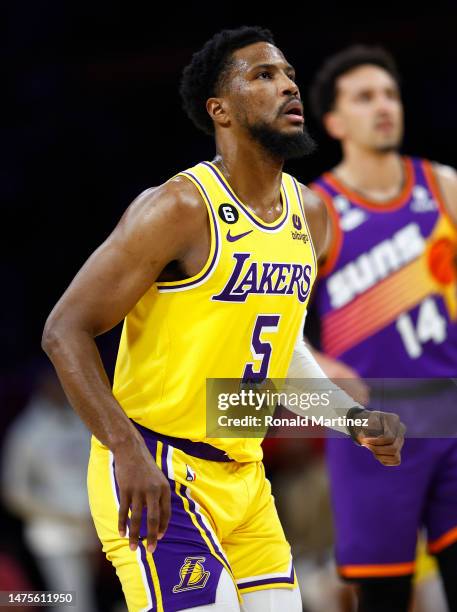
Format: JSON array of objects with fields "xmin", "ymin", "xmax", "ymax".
[
  {"xmin": 111, "ymin": 456, "xmax": 121, "ymax": 506},
  {"xmin": 156, "ymin": 169, "xmax": 220, "ymax": 292},
  {"xmin": 138, "ymin": 540, "xmax": 157, "ymax": 610},
  {"xmin": 237, "ymin": 564, "xmax": 295, "ymax": 591},
  {"xmin": 160, "ymin": 440, "xmax": 169, "ymax": 479},
  {"xmin": 183, "ymin": 485, "xmax": 230, "ymax": 569},
  {"xmin": 151, "ymin": 437, "xmax": 231, "ymax": 576},
  {"xmin": 202, "ymin": 161, "xmax": 289, "ymax": 230},
  {"xmin": 110, "ymin": 455, "xmax": 157, "ymax": 609}
]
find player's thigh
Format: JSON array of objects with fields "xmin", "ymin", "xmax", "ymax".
[
  {"xmin": 241, "ymin": 586, "xmax": 302, "ymax": 612},
  {"xmin": 87, "ymin": 437, "xmax": 235, "ymax": 612},
  {"xmin": 223, "ymin": 461, "xmax": 297, "ymax": 595}
]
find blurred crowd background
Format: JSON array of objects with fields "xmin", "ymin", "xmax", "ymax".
[{"xmin": 2, "ymin": 2, "xmax": 457, "ymax": 610}]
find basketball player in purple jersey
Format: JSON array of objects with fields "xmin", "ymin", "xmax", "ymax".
[{"xmin": 308, "ymin": 46, "xmax": 457, "ymax": 611}]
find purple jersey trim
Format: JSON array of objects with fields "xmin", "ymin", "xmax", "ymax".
[
  {"xmin": 291, "ymin": 176, "xmax": 318, "ymax": 271},
  {"xmin": 202, "ymin": 161, "xmax": 289, "ymax": 231},
  {"xmin": 156, "ymin": 169, "xmax": 220, "ymax": 292},
  {"xmin": 132, "ymin": 422, "xmax": 234, "ymax": 462}
]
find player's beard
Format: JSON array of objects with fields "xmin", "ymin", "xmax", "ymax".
[{"xmin": 247, "ymin": 120, "xmax": 316, "ymax": 160}]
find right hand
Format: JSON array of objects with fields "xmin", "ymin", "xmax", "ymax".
[
  {"xmin": 354, "ymin": 410, "xmax": 406, "ymax": 466},
  {"xmin": 314, "ymin": 351, "xmax": 370, "ymax": 406},
  {"xmin": 114, "ymin": 439, "xmax": 171, "ymax": 554}
]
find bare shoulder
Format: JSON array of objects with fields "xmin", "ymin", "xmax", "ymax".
[
  {"xmin": 432, "ymin": 162, "xmax": 457, "ymax": 225},
  {"xmin": 433, "ymin": 162, "xmax": 457, "ymax": 194},
  {"xmin": 297, "ymin": 182, "xmax": 330, "ymax": 260},
  {"xmin": 433, "ymin": 162, "xmax": 457, "ymax": 182},
  {"xmin": 121, "ymin": 175, "xmax": 207, "ymax": 238}
]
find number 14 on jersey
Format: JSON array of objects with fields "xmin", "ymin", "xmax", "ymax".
[{"xmin": 396, "ymin": 297, "xmax": 447, "ymax": 359}]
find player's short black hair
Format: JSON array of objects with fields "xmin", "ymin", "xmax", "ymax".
[
  {"xmin": 309, "ymin": 45, "xmax": 401, "ymax": 124},
  {"xmin": 180, "ymin": 26, "xmax": 275, "ymax": 135}
]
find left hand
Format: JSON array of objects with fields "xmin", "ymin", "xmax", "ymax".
[{"xmin": 352, "ymin": 410, "xmax": 406, "ymax": 466}]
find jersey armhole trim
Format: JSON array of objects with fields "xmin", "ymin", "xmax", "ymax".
[
  {"xmin": 290, "ymin": 177, "xmax": 318, "ymax": 275},
  {"xmin": 156, "ymin": 171, "xmax": 220, "ymax": 292},
  {"xmin": 308, "ymin": 183, "xmax": 343, "ymax": 278},
  {"xmin": 422, "ymin": 159, "xmax": 457, "ymax": 232}
]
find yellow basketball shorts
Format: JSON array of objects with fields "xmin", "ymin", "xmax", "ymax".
[{"xmin": 87, "ymin": 423, "xmax": 296, "ymax": 612}]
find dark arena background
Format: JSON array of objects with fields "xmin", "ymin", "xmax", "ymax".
[{"xmin": 2, "ymin": 2, "xmax": 457, "ymax": 611}]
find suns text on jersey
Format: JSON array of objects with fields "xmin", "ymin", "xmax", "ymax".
[{"xmin": 212, "ymin": 252, "xmax": 313, "ymax": 303}]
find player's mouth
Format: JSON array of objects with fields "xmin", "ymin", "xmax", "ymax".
[
  {"xmin": 281, "ymin": 100, "xmax": 304, "ymax": 124},
  {"xmin": 375, "ymin": 119, "xmax": 395, "ymax": 131}
]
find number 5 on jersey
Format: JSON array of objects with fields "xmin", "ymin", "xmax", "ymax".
[{"xmin": 243, "ymin": 315, "xmax": 281, "ymax": 382}]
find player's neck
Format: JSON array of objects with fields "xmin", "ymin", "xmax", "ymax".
[
  {"xmin": 335, "ymin": 147, "xmax": 403, "ymax": 202},
  {"xmin": 213, "ymin": 138, "xmax": 283, "ymax": 214}
]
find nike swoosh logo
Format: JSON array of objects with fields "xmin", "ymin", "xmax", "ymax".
[{"xmin": 226, "ymin": 229, "xmax": 253, "ymax": 242}]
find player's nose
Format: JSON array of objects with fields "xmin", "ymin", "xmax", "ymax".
[
  {"xmin": 279, "ymin": 73, "xmax": 299, "ymax": 97},
  {"xmin": 376, "ymin": 93, "xmax": 397, "ymax": 113}
]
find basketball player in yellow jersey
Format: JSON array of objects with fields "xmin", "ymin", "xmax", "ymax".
[{"xmin": 43, "ymin": 27, "xmax": 404, "ymax": 612}]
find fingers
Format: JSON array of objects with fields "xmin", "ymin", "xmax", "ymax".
[
  {"xmin": 362, "ymin": 434, "xmax": 395, "ymax": 446},
  {"xmin": 158, "ymin": 484, "xmax": 171, "ymax": 541},
  {"xmin": 360, "ymin": 413, "xmax": 405, "ymax": 446},
  {"xmin": 361, "ymin": 442, "xmax": 402, "ymax": 465},
  {"xmin": 118, "ymin": 491, "xmax": 130, "ymax": 539},
  {"xmin": 361, "ymin": 441, "xmax": 400, "ymax": 455},
  {"xmin": 360, "ymin": 414, "xmax": 405, "ymax": 466},
  {"xmin": 362, "ymin": 433, "xmax": 403, "ymax": 460},
  {"xmin": 146, "ymin": 483, "xmax": 171, "ymax": 552},
  {"xmin": 146, "ymin": 492, "xmax": 160, "ymax": 553},
  {"xmin": 129, "ymin": 494, "xmax": 143, "ymax": 551},
  {"xmin": 377, "ymin": 455, "xmax": 401, "ymax": 466},
  {"xmin": 118, "ymin": 482, "xmax": 171, "ymax": 554}
]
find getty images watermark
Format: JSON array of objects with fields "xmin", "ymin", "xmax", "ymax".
[
  {"xmin": 216, "ymin": 387, "xmax": 367, "ymax": 429},
  {"xmin": 205, "ymin": 378, "xmax": 370, "ymax": 438},
  {"xmin": 206, "ymin": 378, "xmax": 457, "ymax": 438}
]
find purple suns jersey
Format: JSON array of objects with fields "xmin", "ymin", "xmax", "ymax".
[{"xmin": 311, "ymin": 157, "xmax": 457, "ymax": 378}]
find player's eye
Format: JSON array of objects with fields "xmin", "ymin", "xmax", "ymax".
[
  {"xmin": 357, "ymin": 91, "xmax": 372, "ymax": 102},
  {"xmin": 386, "ymin": 88, "xmax": 400, "ymax": 100},
  {"xmin": 257, "ymin": 71, "xmax": 272, "ymax": 79}
]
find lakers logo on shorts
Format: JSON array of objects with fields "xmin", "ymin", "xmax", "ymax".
[
  {"xmin": 172, "ymin": 556, "xmax": 210, "ymax": 592},
  {"xmin": 186, "ymin": 464, "xmax": 196, "ymax": 481}
]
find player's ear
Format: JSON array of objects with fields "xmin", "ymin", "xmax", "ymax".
[
  {"xmin": 206, "ymin": 97, "xmax": 231, "ymax": 129},
  {"xmin": 323, "ymin": 111, "xmax": 345, "ymax": 140}
]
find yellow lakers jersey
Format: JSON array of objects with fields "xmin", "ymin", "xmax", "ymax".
[{"xmin": 112, "ymin": 161, "xmax": 317, "ymax": 462}]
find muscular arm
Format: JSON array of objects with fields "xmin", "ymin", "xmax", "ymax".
[
  {"xmin": 42, "ymin": 176, "xmax": 208, "ymax": 551},
  {"xmin": 298, "ymin": 183, "xmax": 332, "ymax": 263},
  {"xmin": 293, "ymin": 184, "xmax": 404, "ymax": 463}
]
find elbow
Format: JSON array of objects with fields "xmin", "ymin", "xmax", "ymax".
[
  {"xmin": 41, "ymin": 311, "xmax": 70, "ymax": 358},
  {"xmin": 42, "ymin": 310, "xmax": 92, "ymax": 358},
  {"xmin": 41, "ymin": 317, "xmax": 61, "ymax": 357}
]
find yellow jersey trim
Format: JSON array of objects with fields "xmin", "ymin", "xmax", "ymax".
[{"xmin": 156, "ymin": 171, "xmax": 220, "ymax": 291}]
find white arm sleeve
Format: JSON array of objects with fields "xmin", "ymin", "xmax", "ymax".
[{"xmin": 282, "ymin": 327, "xmax": 365, "ymax": 434}]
